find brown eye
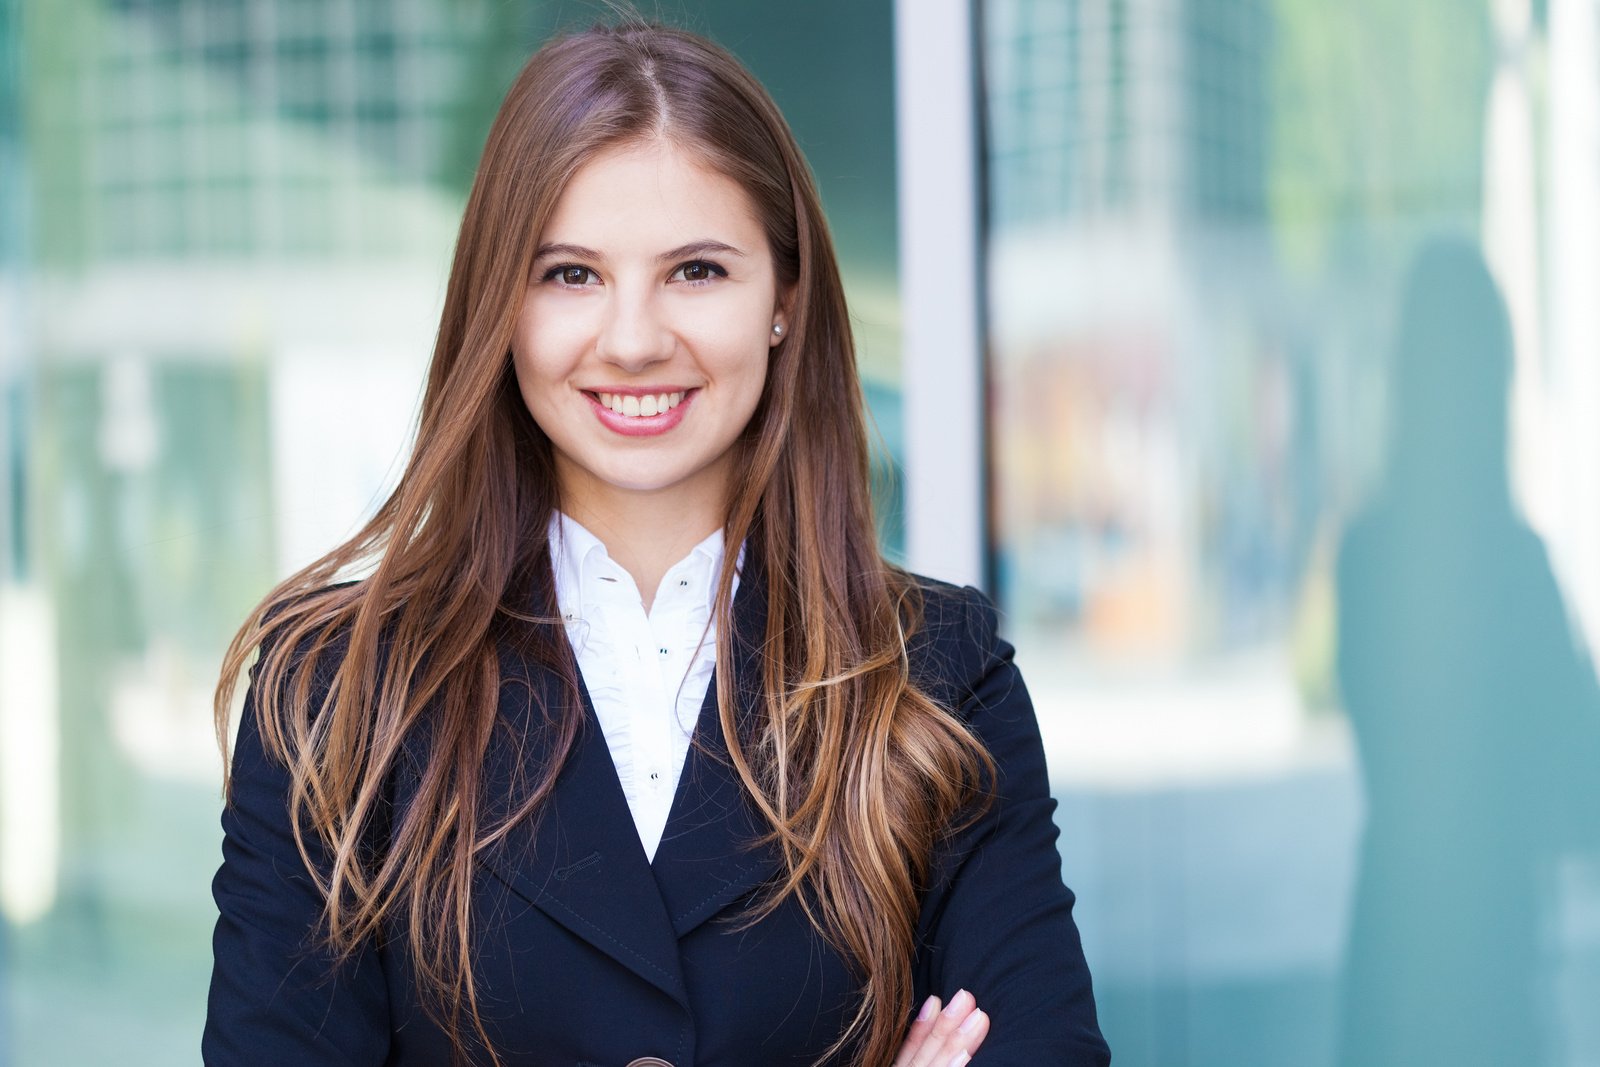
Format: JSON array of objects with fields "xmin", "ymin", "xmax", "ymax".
[
  {"xmin": 541, "ymin": 264, "xmax": 596, "ymax": 286},
  {"xmin": 672, "ymin": 260, "xmax": 726, "ymax": 284}
]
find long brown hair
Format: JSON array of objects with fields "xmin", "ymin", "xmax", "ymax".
[{"xmin": 214, "ymin": 19, "xmax": 994, "ymax": 1067}]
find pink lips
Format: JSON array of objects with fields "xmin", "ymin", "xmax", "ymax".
[{"xmin": 585, "ymin": 388, "xmax": 696, "ymax": 437}]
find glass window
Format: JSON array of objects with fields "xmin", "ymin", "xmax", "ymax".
[
  {"xmin": 2, "ymin": 3, "xmax": 901, "ymax": 1062},
  {"xmin": 983, "ymin": 0, "xmax": 1600, "ymax": 1064}
]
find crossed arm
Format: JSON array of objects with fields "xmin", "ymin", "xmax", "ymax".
[{"xmin": 892, "ymin": 585, "xmax": 1110, "ymax": 1066}]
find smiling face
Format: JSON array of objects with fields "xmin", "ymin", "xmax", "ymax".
[{"xmin": 511, "ymin": 139, "xmax": 787, "ymax": 530}]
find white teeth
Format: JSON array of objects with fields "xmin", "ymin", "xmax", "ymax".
[{"xmin": 596, "ymin": 390, "xmax": 688, "ymax": 416}]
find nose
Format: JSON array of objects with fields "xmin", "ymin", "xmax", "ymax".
[{"xmin": 596, "ymin": 285, "xmax": 672, "ymax": 373}]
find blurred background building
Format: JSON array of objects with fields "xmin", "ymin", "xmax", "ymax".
[{"xmin": 3, "ymin": 0, "xmax": 1599, "ymax": 1063}]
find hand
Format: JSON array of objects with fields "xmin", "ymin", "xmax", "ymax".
[{"xmin": 893, "ymin": 988, "xmax": 990, "ymax": 1067}]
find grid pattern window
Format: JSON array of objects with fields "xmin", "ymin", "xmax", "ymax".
[
  {"xmin": 69, "ymin": 0, "xmax": 497, "ymax": 260},
  {"xmin": 985, "ymin": 0, "xmax": 1077, "ymax": 226},
  {"xmin": 987, "ymin": 0, "xmax": 1214, "ymax": 225},
  {"xmin": 1182, "ymin": 0, "xmax": 1269, "ymax": 219}
]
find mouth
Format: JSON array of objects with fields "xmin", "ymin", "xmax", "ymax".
[
  {"xmin": 581, "ymin": 387, "xmax": 697, "ymax": 437},
  {"xmin": 586, "ymin": 389, "xmax": 691, "ymax": 418}
]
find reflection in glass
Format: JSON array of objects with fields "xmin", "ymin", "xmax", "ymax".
[
  {"xmin": 984, "ymin": 0, "xmax": 1600, "ymax": 1064},
  {"xmin": 1336, "ymin": 238, "xmax": 1600, "ymax": 1066}
]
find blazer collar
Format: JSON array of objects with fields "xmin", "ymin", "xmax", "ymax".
[{"xmin": 476, "ymin": 548, "xmax": 782, "ymax": 1007}]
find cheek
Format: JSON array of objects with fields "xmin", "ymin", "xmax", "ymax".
[
  {"xmin": 508, "ymin": 345, "xmax": 573, "ymax": 441},
  {"xmin": 727, "ymin": 351, "xmax": 772, "ymax": 434},
  {"xmin": 679, "ymin": 316, "xmax": 772, "ymax": 381},
  {"xmin": 511, "ymin": 312, "xmax": 584, "ymax": 391},
  {"xmin": 508, "ymin": 347, "xmax": 545, "ymax": 416},
  {"xmin": 697, "ymin": 340, "xmax": 770, "ymax": 411}
]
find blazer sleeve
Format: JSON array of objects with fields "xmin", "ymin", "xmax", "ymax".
[
  {"xmin": 913, "ymin": 585, "xmax": 1110, "ymax": 1066},
  {"xmin": 203, "ymin": 648, "xmax": 392, "ymax": 1066}
]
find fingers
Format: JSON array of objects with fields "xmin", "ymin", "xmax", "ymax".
[
  {"xmin": 936, "ymin": 991, "xmax": 989, "ymax": 1067},
  {"xmin": 891, "ymin": 994, "xmax": 942, "ymax": 1067},
  {"xmin": 895, "ymin": 988, "xmax": 991, "ymax": 1067}
]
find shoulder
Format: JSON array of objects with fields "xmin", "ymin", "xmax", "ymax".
[
  {"xmin": 237, "ymin": 579, "xmax": 374, "ymax": 750},
  {"xmin": 247, "ymin": 582, "xmax": 363, "ymax": 691},
  {"xmin": 901, "ymin": 574, "xmax": 1010, "ymax": 714},
  {"xmin": 905, "ymin": 574, "xmax": 998, "ymax": 650}
]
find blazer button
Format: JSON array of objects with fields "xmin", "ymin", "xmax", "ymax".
[{"xmin": 624, "ymin": 1060, "xmax": 674, "ymax": 1067}]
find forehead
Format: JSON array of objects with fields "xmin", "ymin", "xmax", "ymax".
[{"xmin": 540, "ymin": 140, "xmax": 765, "ymax": 248}]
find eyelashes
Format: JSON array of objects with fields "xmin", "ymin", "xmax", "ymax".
[
  {"xmin": 544, "ymin": 265, "xmax": 598, "ymax": 287},
  {"xmin": 670, "ymin": 260, "xmax": 728, "ymax": 284},
  {"xmin": 537, "ymin": 260, "xmax": 729, "ymax": 288}
]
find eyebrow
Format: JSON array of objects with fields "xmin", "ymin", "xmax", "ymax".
[{"xmin": 531, "ymin": 239, "xmax": 748, "ymax": 263}]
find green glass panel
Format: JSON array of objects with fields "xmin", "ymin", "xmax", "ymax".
[
  {"xmin": 985, "ymin": 0, "xmax": 1600, "ymax": 1064},
  {"xmin": 1, "ymin": 2, "xmax": 899, "ymax": 1062}
]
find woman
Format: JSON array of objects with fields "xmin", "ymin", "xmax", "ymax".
[{"xmin": 204, "ymin": 18, "xmax": 1107, "ymax": 1067}]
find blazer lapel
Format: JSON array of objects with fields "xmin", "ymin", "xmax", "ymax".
[
  {"xmin": 475, "ymin": 547, "xmax": 783, "ymax": 1002},
  {"xmin": 477, "ymin": 651, "xmax": 689, "ymax": 1007},
  {"xmin": 650, "ymin": 551, "xmax": 784, "ymax": 938}
]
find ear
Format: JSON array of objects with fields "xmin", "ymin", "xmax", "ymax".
[{"xmin": 769, "ymin": 286, "xmax": 796, "ymax": 348}]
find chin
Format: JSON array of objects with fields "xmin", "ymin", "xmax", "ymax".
[{"xmin": 600, "ymin": 466, "xmax": 698, "ymax": 495}]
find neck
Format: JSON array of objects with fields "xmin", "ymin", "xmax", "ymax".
[{"xmin": 558, "ymin": 471, "xmax": 729, "ymax": 614}]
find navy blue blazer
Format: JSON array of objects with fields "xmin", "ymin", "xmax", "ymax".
[{"xmin": 204, "ymin": 564, "xmax": 1109, "ymax": 1066}]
